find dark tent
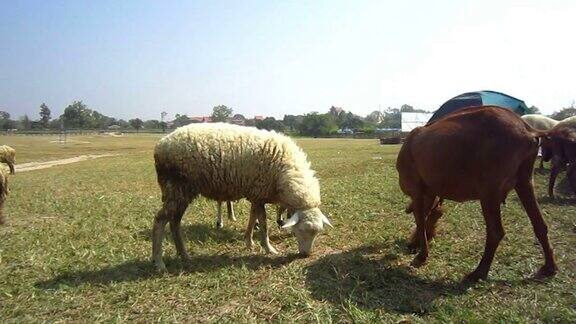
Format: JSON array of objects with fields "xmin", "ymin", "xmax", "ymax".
[{"xmin": 428, "ymin": 90, "xmax": 528, "ymax": 124}]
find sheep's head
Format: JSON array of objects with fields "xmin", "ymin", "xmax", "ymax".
[{"xmin": 281, "ymin": 207, "xmax": 332, "ymax": 256}]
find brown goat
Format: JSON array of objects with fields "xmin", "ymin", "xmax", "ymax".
[
  {"xmin": 544, "ymin": 125, "xmax": 576, "ymax": 198},
  {"xmin": 396, "ymin": 106, "xmax": 557, "ymax": 282}
]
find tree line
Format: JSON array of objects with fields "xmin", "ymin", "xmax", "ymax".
[{"xmin": 1, "ymin": 101, "xmax": 575, "ymax": 136}]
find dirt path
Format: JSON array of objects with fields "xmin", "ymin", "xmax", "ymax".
[{"xmin": 15, "ymin": 154, "xmax": 118, "ymax": 172}]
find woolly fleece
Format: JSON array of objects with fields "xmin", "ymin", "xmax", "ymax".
[{"xmin": 154, "ymin": 123, "xmax": 321, "ymax": 210}]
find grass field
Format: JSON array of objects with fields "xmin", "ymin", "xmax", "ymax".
[{"xmin": 0, "ymin": 134, "xmax": 575, "ymax": 322}]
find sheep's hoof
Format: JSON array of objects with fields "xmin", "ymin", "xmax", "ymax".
[
  {"xmin": 265, "ymin": 245, "xmax": 279, "ymax": 255},
  {"xmin": 154, "ymin": 262, "xmax": 167, "ymax": 273},
  {"xmin": 245, "ymin": 239, "xmax": 255, "ymax": 250},
  {"xmin": 533, "ymin": 264, "xmax": 558, "ymax": 280}
]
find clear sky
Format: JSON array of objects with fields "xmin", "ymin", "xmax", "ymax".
[{"xmin": 1, "ymin": 0, "xmax": 575, "ymax": 121}]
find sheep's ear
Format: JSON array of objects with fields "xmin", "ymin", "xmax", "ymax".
[
  {"xmin": 281, "ymin": 213, "xmax": 299, "ymax": 228},
  {"xmin": 321, "ymin": 214, "xmax": 333, "ymax": 228}
]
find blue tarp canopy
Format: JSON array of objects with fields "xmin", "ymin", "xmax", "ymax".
[{"xmin": 428, "ymin": 90, "xmax": 528, "ymax": 124}]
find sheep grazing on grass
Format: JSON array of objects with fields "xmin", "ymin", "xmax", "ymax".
[
  {"xmin": 152, "ymin": 123, "xmax": 332, "ymax": 271},
  {"xmin": 0, "ymin": 145, "xmax": 16, "ymax": 174},
  {"xmin": 545, "ymin": 116, "xmax": 576, "ymax": 198},
  {"xmin": 397, "ymin": 106, "xmax": 557, "ymax": 282},
  {"xmin": 0, "ymin": 166, "xmax": 10, "ymax": 225},
  {"xmin": 521, "ymin": 115, "xmax": 558, "ymax": 169}
]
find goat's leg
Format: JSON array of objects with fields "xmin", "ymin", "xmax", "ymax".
[
  {"xmin": 548, "ymin": 156, "xmax": 565, "ymax": 199},
  {"xmin": 425, "ymin": 198, "xmax": 444, "ymax": 242},
  {"xmin": 567, "ymin": 164, "xmax": 576, "ymax": 196},
  {"xmin": 410, "ymin": 192, "xmax": 431, "ymax": 267},
  {"xmin": 464, "ymin": 197, "xmax": 504, "ymax": 282},
  {"xmin": 408, "ymin": 195, "xmax": 437, "ymax": 253},
  {"xmin": 216, "ymin": 201, "xmax": 224, "ymax": 229},
  {"xmin": 515, "ymin": 180, "xmax": 558, "ymax": 279}
]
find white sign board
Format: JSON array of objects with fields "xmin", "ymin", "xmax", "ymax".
[{"xmin": 401, "ymin": 112, "xmax": 433, "ymax": 132}]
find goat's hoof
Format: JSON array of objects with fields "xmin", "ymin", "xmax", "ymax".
[
  {"xmin": 410, "ymin": 255, "xmax": 427, "ymax": 268},
  {"xmin": 216, "ymin": 221, "xmax": 223, "ymax": 229},
  {"xmin": 463, "ymin": 271, "xmax": 487, "ymax": 283},
  {"xmin": 406, "ymin": 242, "xmax": 418, "ymax": 254},
  {"xmin": 533, "ymin": 265, "xmax": 558, "ymax": 280},
  {"xmin": 276, "ymin": 219, "xmax": 285, "ymax": 228}
]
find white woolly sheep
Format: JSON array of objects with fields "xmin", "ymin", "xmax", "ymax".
[
  {"xmin": 0, "ymin": 145, "xmax": 16, "ymax": 174},
  {"xmin": 152, "ymin": 123, "xmax": 332, "ymax": 271},
  {"xmin": 0, "ymin": 165, "xmax": 10, "ymax": 225},
  {"xmin": 521, "ymin": 115, "xmax": 558, "ymax": 169}
]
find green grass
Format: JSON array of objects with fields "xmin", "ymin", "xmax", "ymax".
[{"xmin": 0, "ymin": 135, "xmax": 575, "ymax": 322}]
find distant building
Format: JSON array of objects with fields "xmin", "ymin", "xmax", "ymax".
[
  {"xmin": 254, "ymin": 115, "xmax": 264, "ymax": 121},
  {"xmin": 190, "ymin": 116, "xmax": 213, "ymax": 123},
  {"xmin": 401, "ymin": 112, "xmax": 433, "ymax": 132},
  {"xmin": 230, "ymin": 114, "xmax": 246, "ymax": 125}
]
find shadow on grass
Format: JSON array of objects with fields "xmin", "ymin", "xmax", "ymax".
[
  {"xmin": 138, "ymin": 223, "xmax": 243, "ymax": 243},
  {"xmin": 304, "ymin": 244, "xmax": 468, "ymax": 315},
  {"xmin": 138, "ymin": 223, "xmax": 293, "ymax": 244},
  {"xmin": 35, "ymin": 253, "xmax": 300, "ymax": 290},
  {"xmin": 536, "ymin": 176, "xmax": 576, "ymax": 205}
]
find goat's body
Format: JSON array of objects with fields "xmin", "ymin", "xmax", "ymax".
[{"xmin": 397, "ymin": 106, "xmax": 557, "ymax": 281}]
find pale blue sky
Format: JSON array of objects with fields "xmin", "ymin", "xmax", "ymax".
[{"xmin": 1, "ymin": 0, "xmax": 575, "ymax": 121}]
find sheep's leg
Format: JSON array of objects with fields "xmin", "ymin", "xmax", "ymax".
[
  {"xmin": 152, "ymin": 206, "xmax": 171, "ymax": 272},
  {"xmin": 464, "ymin": 197, "xmax": 504, "ymax": 282},
  {"xmin": 227, "ymin": 201, "xmax": 236, "ymax": 221},
  {"xmin": 515, "ymin": 178, "xmax": 557, "ymax": 279},
  {"xmin": 216, "ymin": 201, "xmax": 224, "ymax": 229},
  {"xmin": 276, "ymin": 205, "xmax": 286, "ymax": 227},
  {"xmin": 169, "ymin": 202, "xmax": 191, "ymax": 263},
  {"xmin": 244, "ymin": 205, "xmax": 259, "ymax": 250},
  {"xmin": 254, "ymin": 203, "xmax": 278, "ymax": 254}
]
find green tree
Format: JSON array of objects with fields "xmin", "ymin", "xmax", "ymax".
[
  {"xmin": 39, "ymin": 103, "xmax": 51, "ymax": 128},
  {"xmin": 340, "ymin": 112, "xmax": 365, "ymax": 130},
  {"xmin": 0, "ymin": 111, "xmax": 15, "ymax": 130},
  {"xmin": 144, "ymin": 120, "xmax": 161, "ymax": 129},
  {"xmin": 61, "ymin": 101, "xmax": 92, "ymax": 129},
  {"xmin": 129, "ymin": 118, "xmax": 144, "ymax": 132},
  {"xmin": 256, "ymin": 117, "xmax": 285, "ymax": 132},
  {"xmin": 550, "ymin": 107, "xmax": 576, "ymax": 120},
  {"xmin": 283, "ymin": 115, "xmax": 302, "ymax": 131},
  {"xmin": 211, "ymin": 105, "xmax": 233, "ymax": 122},
  {"xmin": 525, "ymin": 105, "xmax": 541, "ymax": 114},
  {"xmin": 298, "ymin": 113, "xmax": 337, "ymax": 137},
  {"xmin": 20, "ymin": 115, "xmax": 32, "ymax": 130},
  {"xmin": 379, "ymin": 108, "xmax": 401, "ymax": 129},
  {"xmin": 173, "ymin": 114, "xmax": 192, "ymax": 127}
]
